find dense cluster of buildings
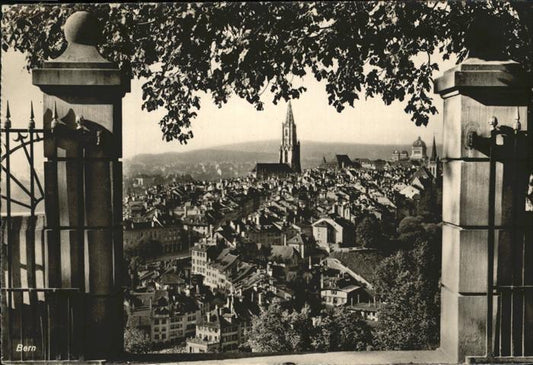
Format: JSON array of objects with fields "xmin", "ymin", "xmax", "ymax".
[{"xmin": 123, "ymin": 104, "xmax": 442, "ymax": 353}]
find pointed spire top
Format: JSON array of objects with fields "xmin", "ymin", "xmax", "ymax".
[
  {"xmin": 29, "ymin": 101, "xmax": 35, "ymax": 129},
  {"xmin": 286, "ymin": 100, "xmax": 294, "ymax": 125},
  {"xmin": 4, "ymin": 101, "xmax": 11, "ymax": 129}
]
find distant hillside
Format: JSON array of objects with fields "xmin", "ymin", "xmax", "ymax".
[
  {"xmin": 214, "ymin": 140, "xmax": 418, "ymax": 159},
  {"xmin": 127, "ymin": 140, "xmax": 439, "ymax": 164},
  {"xmin": 125, "ymin": 140, "xmax": 442, "ymax": 177},
  {"xmin": 127, "ymin": 148, "xmax": 276, "ymax": 166}
]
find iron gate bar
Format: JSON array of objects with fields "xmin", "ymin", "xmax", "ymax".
[
  {"xmin": 4, "ymin": 101, "xmax": 13, "ymax": 360},
  {"xmin": 510, "ymin": 127, "xmax": 518, "ymax": 356},
  {"xmin": 24, "ymin": 126, "xmax": 45, "ymax": 199},
  {"xmin": 470, "ymin": 116, "xmax": 531, "ymax": 359},
  {"xmin": 0, "ymin": 101, "xmax": 55, "ymax": 362},
  {"xmin": 29, "ymin": 103, "xmax": 37, "ymax": 362},
  {"xmin": 0, "ymin": 132, "xmax": 44, "ymax": 161},
  {"xmin": 67, "ymin": 295, "xmax": 71, "ymax": 360},
  {"xmin": 0, "ymin": 128, "xmax": 45, "ymax": 132},
  {"xmin": 486, "ymin": 127, "xmax": 497, "ymax": 358},
  {"xmin": 0, "ymin": 127, "xmax": 45, "ymax": 203},
  {"xmin": 0, "ymin": 164, "xmax": 34, "ymax": 198},
  {"xmin": 0, "ymin": 195, "xmax": 32, "ymax": 210},
  {"xmin": 491, "ymin": 126, "xmax": 529, "ymax": 359},
  {"xmin": 1, "ymin": 288, "xmax": 80, "ymax": 361},
  {"xmin": 76, "ymin": 119, "xmax": 86, "ymax": 294}
]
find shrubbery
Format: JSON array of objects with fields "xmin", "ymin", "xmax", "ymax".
[{"xmin": 247, "ymin": 302, "xmax": 374, "ymax": 352}]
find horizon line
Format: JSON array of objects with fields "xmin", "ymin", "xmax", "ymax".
[{"xmin": 126, "ymin": 138, "xmax": 442, "ymax": 160}]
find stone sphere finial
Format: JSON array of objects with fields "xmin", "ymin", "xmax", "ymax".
[
  {"xmin": 464, "ymin": 13, "xmax": 508, "ymax": 61},
  {"xmin": 64, "ymin": 11, "xmax": 101, "ymax": 46}
]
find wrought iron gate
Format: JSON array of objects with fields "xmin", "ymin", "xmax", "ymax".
[
  {"xmin": 1, "ymin": 101, "xmax": 82, "ymax": 361},
  {"xmin": 470, "ymin": 112, "xmax": 533, "ymax": 360}
]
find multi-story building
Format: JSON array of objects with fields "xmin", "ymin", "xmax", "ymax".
[
  {"xmin": 203, "ymin": 249, "xmax": 239, "ymax": 291},
  {"xmin": 391, "ymin": 150, "xmax": 410, "ymax": 161},
  {"xmin": 186, "ymin": 299, "xmax": 252, "ymax": 353},
  {"xmin": 150, "ymin": 290, "xmax": 200, "ymax": 344},
  {"xmin": 311, "ymin": 217, "xmax": 356, "ymax": 252},
  {"xmin": 191, "ymin": 243, "xmax": 209, "ymax": 276},
  {"xmin": 124, "ymin": 220, "xmax": 188, "ymax": 254},
  {"xmin": 320, "ymin": 284, "xmax": 372, "ymax": 307},
  {"xmin": 182, "ymin": 216, "xmax": 213, "ymax": 237},
  {"xmin": 203, "ymin": 251, "xmax": 255, "ymax": 294}
]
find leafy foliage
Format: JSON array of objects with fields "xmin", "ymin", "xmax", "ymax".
[
  {"xmin": 124, "ymin": 327, "xmax": 152, "ymax": 354},
  {"xmin": 3, "ymin": 3, "xmax": 532, "ymax": 142},
  {"xmin": 330, "ymin": 250, "xmax": 384, "ymax": 284},
  {"xmin": 247, "ymin": 301, "xmax": 373, "ymax": 352},
  {"xmin": 356, "ymin": 214, "xmax": 383, "ymax": 248},
  {"xmin": 247, "ymin": 301, "xmax": 308, "ymax": 352},
  {"xmin": 312, "ymin": 307, "xmax": 374, "ymax": 352},
  {"xmin": 416, "ymin": 179, "xmax": 442, "ymax": 222},
  {"xmin": 397, "ymin": 215, "xmax": 427, "ymax": 248},
  {"xmin": 374, "ymin": 220, "xmax": 441, "ymax": 350}
]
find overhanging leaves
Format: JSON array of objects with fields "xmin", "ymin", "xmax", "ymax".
[{"xmin": 2, "ymin": 2, "xmax": 531, "ymax": 142}]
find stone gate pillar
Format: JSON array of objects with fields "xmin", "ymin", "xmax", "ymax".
[
  {"xmin": 435, "ymin": 20, "xmax": 532, "ymax": 362},
  {"xmin": 33, "ymin": 12, "xmax": 130, "ymax": 359}
]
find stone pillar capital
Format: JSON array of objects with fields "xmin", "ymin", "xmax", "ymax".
[
  {"xmin": 434, "ymin": 58, "xmax": 530, "ymax": 99},
  {"xmin": 434, "ymin": 58, "xmax": 530, "ymax": 160},
  {"xmin": 32, "ymin": 11, "xmax": 130, "ymax": 158},
  {"xmin": 32, "ymin": 11, "xmax": 130, "ymax": 95}
]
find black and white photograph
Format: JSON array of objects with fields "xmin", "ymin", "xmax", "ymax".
[{"xmin": 1, "ymin": 2, "xmax": 533, "ymax": 364}]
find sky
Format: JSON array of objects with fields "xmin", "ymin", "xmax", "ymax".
[{"xmin": 1, "ymin": 50, "xmax": 456, "ymax": 160}]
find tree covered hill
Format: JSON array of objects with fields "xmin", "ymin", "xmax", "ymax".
[{"xmin": 125, "ymin": 140, "xmax": 434, "ymax": 173}]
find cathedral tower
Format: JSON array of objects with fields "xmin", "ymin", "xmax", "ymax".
[{"xmin": 279, "ymin": 102, "xmax": 301, "ymax": 172}]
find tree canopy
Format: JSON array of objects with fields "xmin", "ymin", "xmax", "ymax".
[
  {"xmin": 356, "ymin": 214, "xmax": 383, "ymax": 248},
  {"xmin": 374, "ymin": 216, "xmax": 442, "ymax": 350},
  {"xmin": 247, "ymin": 301, "xmax": 374, "ymax": 352},
  {"xmin": 124, "ymin": 327, "xmax": 152, "ymax": 354},
  {"xmin": 2, "ymin": 2, "xmax": 532, "ymax": 142}
]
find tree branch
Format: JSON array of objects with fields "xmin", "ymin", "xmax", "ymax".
[{"xmin": 258, "ymin": 79, "xmax": 271, "ymax": 97}]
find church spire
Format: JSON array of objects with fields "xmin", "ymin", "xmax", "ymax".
[
  {"xmin": 430, "ymin": 135, "xmax": 438, "ymax": 161},
  {"xmin": 286, "ymin": 101, "xmax": 295, "ymax": 125},
  {"xmin": 279, "ymin": 101, "xmax": 301, "ymax": 173}
]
